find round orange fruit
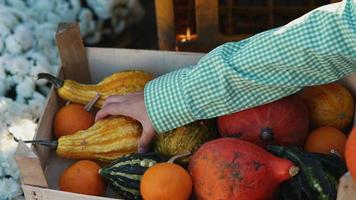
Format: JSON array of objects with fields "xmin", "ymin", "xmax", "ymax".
[
  {"xmin": 140, "ymin": 162, "xmax": 192, "ymax": 200},
  {"xmin": 59, "ymin": 160, "xmax": 106, "ymax": 196},
  {"xmin": 304, "ymin": 126, "xmax": 347, "ymax": 158},
  {"xmin": 53, "ymin": 103, "xmax": 95, "ymax": 138}
]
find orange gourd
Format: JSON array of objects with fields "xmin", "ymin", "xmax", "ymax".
[
  {"xmin": 304, "ymin": 126, "xmax": 347, "ymax": 158},
  {"xmin": 59, "ymin": 160, "xmax": 107, "ymax": 196},
  {"xmin": 300, "ymin": 83, "xmax": 354, "ymax": 130},
  {"xmin": 346, "ymin": 128, "xmax": 356, "ymax": 181},
  {"xmin": 53, "ymin": 103, "xmax": 95, "ymax": 138},
  {"xmin": 140, "ymin": 153, "xmax": 192, "ymax": 200}
]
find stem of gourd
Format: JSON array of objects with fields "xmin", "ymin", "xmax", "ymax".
[
  {"xmin": 84, "ymin": 93, "xmax": 100, "ymax": 111},
  {"xmin": 168, "ymin": 152, "xmax": 191, "ymax": 163},
  {"xmin": 9, "ymin": 132, "xmax": 58, "ymax": 149},
  {"xmin": 37, "ymin": 73, "xmax": 64, "ymax": 88}
]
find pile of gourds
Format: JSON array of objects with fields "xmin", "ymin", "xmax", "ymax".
[{"xmin": 21, "ymin": 70, "xmax": 355, "ymax": 200}]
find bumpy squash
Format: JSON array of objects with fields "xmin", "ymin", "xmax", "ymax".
[
  {"xmin": 153, "ymin": 121, "xmax": 215, "ymax": 162},
  {"xmin": 189, "ymin": 138, "xmax": 298, "ymax": 200},
  {"xmin": 99, "ymin": 152, "xmax": 168, "ymax": 200},
  {"xmin": 300, "ymin": 83, "xmax": 354, "ymax": 130},
  {"xmin": 57, "ymin": 117, "xmax": 142, "ymax": 163},
  {"xmin": 38, "ymin": 70, "xmax": 153, "ymax": 108}
]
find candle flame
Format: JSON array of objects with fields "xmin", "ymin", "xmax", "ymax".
[{"xmin": 186, "ymin": 27, "xmax": 191, "ymax": 41}]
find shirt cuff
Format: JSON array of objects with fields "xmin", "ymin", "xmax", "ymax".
[{"xmin": 144, "ymin": 68, "xmax": 195, "ymax": 133}]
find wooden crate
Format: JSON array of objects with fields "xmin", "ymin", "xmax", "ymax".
[
  {"xmin": 155, "ymin": 0, "xmax": 340, "ymax": 52},
  {"xmin": 15, "ymin": 23, "xmax": 355, "ymax": 200}
]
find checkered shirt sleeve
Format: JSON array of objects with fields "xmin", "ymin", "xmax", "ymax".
[{"xmin": 144, "ymin": 0, "xmax": 356, "ymax": 133}]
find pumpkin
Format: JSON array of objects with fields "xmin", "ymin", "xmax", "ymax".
[
  {"xmin": 217, "ymin": 95, "xmax": 309, "ymax": 147},
  {"xmin": 38, "ymin": 70, "xmax": 153, "ymax": 108},
  {"xmin": 304, "ymin": 126, "xmax": 347, "ymax": 158},
  {"xmin": 140, "ymin": 153, "xmax": 192, "ymax": 200},
  {"xmin": 59, "ymin": 160, "xmax": 107, "ymax": 196},
  {"xmin": 53, "ymin": 103, "xmax": 95, "ymax": 138},
  {"xmin": 189, "ymin": 138, "xmax": 298, "ymax": 200},
  {"xmin": 153, "ymin": 121, "xmax": 215, "ymax": 163},
  {"xmin": 300, "ymin": 83, "xmax": 354, "ymax": 130},
  {"xmin": 99, "ymin": 152, "xmax": 168, "ymax": 200},
  {"xmin": 346, "ymin": 128, "xmax": 356, "ymax": 182}
]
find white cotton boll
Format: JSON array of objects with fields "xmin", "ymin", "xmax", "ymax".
[
  {"xmin": 15, "ymin": 76, "xmax": 35, "ymax": 98},
  {"xmin": 14, "ymin": 25, "xmax": 33, "ymax": 52},
  {"xmin": 0, "ymin": 79, "xmax": 6, "ymax": 96},
  {"xmin": 3, "ymin": 158, "xmax": 20, "ymax": 180},
  {"xmin": 28, "ymin": 92, "xmax": 45, "ymax": 118},
  {"xmin": 56, "ymin": 0, "xmax": 81, "ymax": 22},
  {"xmin": 5, "ymin": 35, "xmax": 22, "ymax": 54},
  {"xmin": 0, "ymin": 10, "xmax": 19, "ymax": 30},
  {"xmin": 87, "ymin": 0, "xmax": 118, "ymax": 20},
  {"xmin": 0, "ymin": 177, "xmax": 22, "ymax": 200},
  {"xmin": 79, "ymin": 8, "xmax": 96, "ymax": 36},
  {"xmin": 10, "ymin": 56, "xmax": 30, "ymax": 76},
  {"xmin": 8, "ymin": 118, "xmax": 37, "ymax": 142},
  {"xmin": 5, "ymin": 0, "xmax": 27, "ymax": 10},
  {"xmin": 0, "ymin": 65, "xmax": 5, "ymax": 80},
  {"xmin": 15, "ymin": 95, "xmax": 25, "ymax": 104}
]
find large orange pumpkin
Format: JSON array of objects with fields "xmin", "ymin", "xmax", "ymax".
[
  {"xmin": 188, "ymin": 138, "xmax": 298, "ymax": 200},
  {"xmin": 346, "ymin": 128, "xmax": 356, "ymax": 182},
  {"xmin": 300, "ymin": 83, "xmax": 354, "ymax": 131}
]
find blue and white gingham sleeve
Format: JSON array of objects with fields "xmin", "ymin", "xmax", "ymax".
[{"xmin": 145, "ymin": 0, "xmax": 356, "ymax": 133}]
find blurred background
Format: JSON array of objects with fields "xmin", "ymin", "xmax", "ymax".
[{"xmin": 0, "ymin": 0, "xmax": 340, "ymax": 199}]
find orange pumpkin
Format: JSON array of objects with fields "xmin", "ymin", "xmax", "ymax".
[
  {"xmin": 300, "ymin": 83, "xmax": 354, "ymax": 130},
  {"xmin": 346, "ymin": 128, "xmax": 356, "ymax": 181},
  {"xmin": 59, "ymin": 160, "xmax": 107, "ymax": 196},
  {"xmin": 304, "ymin": 126, "xmax": 347, "ymax": 158},
  {"xmin": 140, "ymin": 154, "xmax": 192, "ymax": 200},
  {"xmin": 54, "ymin": 103, "xmax": 95, "ymax": 138}
]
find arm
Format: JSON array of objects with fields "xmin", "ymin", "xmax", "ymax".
[
  {"xmin": 145, "ymin": 0, "xmax": 356, "ymax": 133},
  {"xmin": 95, "ymin": 0, "xmax": 355, "ymax": 152}
]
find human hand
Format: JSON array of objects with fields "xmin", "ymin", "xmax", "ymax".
[{"xmin": 95, "ymin": 92, "xmax": 155, "ymax": 153}]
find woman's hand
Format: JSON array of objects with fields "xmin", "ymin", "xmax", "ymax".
[{"xmin": 95, "ymin": 92, "xmax": 155, "ymax": 153}]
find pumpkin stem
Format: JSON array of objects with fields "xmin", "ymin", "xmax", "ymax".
[
  {"xmin": 260, "ymin": 127, "xmax": 273, "ymax": 141},
  {"xmin": 168, "ymin": 152, "xmax": 191, "ymax": 163},
  {"xmin": 84, "ymin": 93, "xmax": 100, "ymax": 112},
  {"xmin": 330, "ymin": 149, "xmax": 342, "ymax": 158},
  {"xmin": 37, "ymin": 73, "xmax": 64, "ymax": 88},
  {"xmin": 289, "ymin": 166, "xmax": 299, "ymax": 177},
  {"xmin": 9, "ymin": 132, "xmax": 58, "ymax": 149}
]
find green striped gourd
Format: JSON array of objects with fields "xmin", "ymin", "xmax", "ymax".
[{"xmin": 99, "ymin": 152, "xmax": 168, "ymax": 200}]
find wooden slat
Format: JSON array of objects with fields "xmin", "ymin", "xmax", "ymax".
[
  {"xmin": 15, "ymin": 142, "xmax": 48, "ymax": 187},
  {"xmin": 22, "ymin": 185, "xmax": 122, "ymax": 200},
  {"xmin": 56, "ymin": 23, "xmax": 91, "ymax": 83}
]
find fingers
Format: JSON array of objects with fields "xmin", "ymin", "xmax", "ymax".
[
  {"xmin": 102, "ymin": 95, "xmax": 124, "ymax": 108},
  {"xmin": 138, "ymin": 128, "xmax": 155, "ymax": 153}
]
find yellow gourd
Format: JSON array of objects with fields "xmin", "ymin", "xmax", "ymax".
[
  {"xmin": 38, "ymin": 70, "xmax": 153, "ymax": 108},
  {"xmin": 17, "ymin": 117, "xmax": 142, "ymax": 163}
]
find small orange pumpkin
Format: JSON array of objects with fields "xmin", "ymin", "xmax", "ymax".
[
  {"xmin": 53, "ymin": 103, "xmax": 95, "ymax": 138},
  {"xmin": 140, "ymin": 153, "xmax": 192, "ymax": 200},
  {"xmin": 59, "ymin": 160, "xmax": 107, "ymax": 196},
  {"xmin": 300, "ymin": 83, "xmax": 354, "ymax": 131},
  {"xmin": 304, "ymin": 126, "xmax": 347, "ymax": 158}
]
